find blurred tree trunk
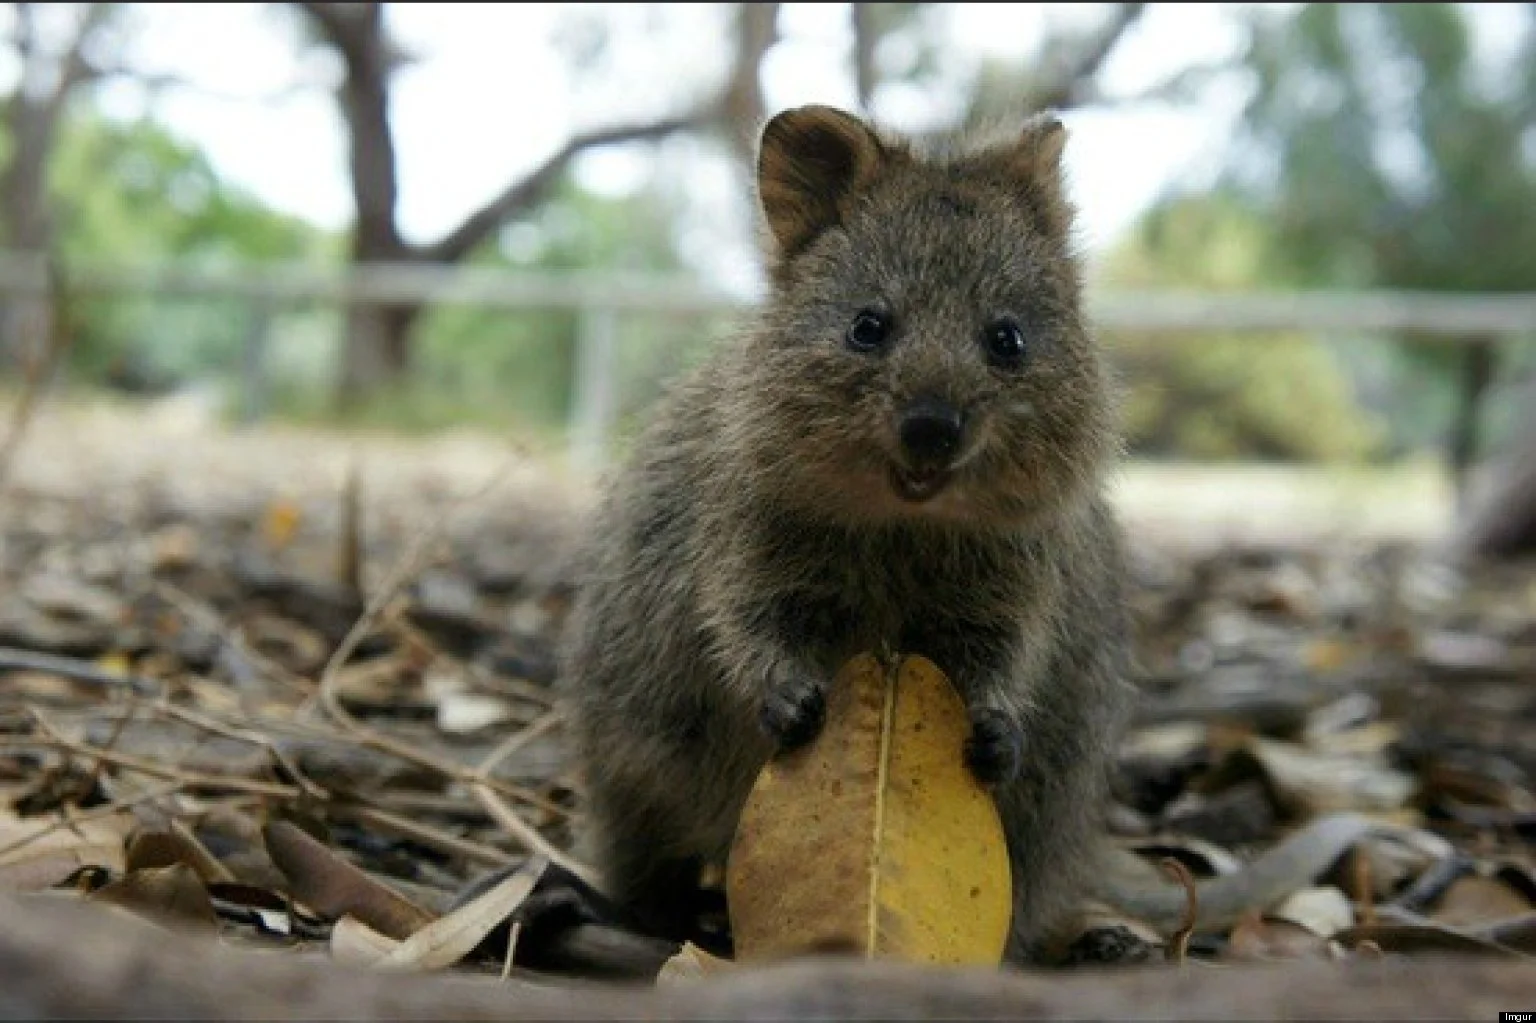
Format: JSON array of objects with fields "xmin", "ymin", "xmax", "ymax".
[
  {"xmin": 0, "ymin": 2, "xmax": 110, "ymax": 372},
  {"xmin": 1445, "ymin": 336, "xmax": 1497, "ymax": 509},
  {"xmin": 961, "ymin": 3, "xmax": 1154, "ymax": 130},
  {"xmin": 718, "ymin": 3, "xmax": 779, "ymax": 160},
  {"xmin": 297, "ymin": 2, "xmax": 765, "ymax": 410},
  {"xmin": 850, "ymin": 4, "xmax": 877, "ymax": 112},
  {"xmin": 296, "ymin": 2, "xmax": 412, "ymax": 408},
  {"xmin": 1456, "ymin": 371, "xmax": 1536, "ymax": 561}
]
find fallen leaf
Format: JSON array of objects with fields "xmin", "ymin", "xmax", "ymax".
[
  {"xmin": 261, "ymin": 496, "xmax": 304, "ymax": 551},
  {"xmin": 1269, "ymin": 885, "xmax": 1354, "ymax": 937},
  {"xmin": 435, "ymin": 691, "xmax": 515, "ymax": 735},
  {"xmin": 126, "ymin": 823, "xmax": 235, "ymax": 885},
  {"xmin": 726, "ymin": 653, "xmax": 1012, "ymax": 966},
  {"xmin": 0, "ymin": 814, "xmax": 130, "ymax": 891},
  {"xmin": 1431, "ymin": 875, "xmax": 1534, "ymax": 928},
  {"xmin": 1094, "ymin": 813, "xmax": 1374, "ymax": 934},
  {"xmin": 89, "ymin": 863, "xmax": 219, "ymax": 935},
  {"xmin": 1302, "ymin": 638, "xmax": 1357, "ymax": 674},
  {"xmin": 377, "ymin": 856, "xmax": 545, "ymax": 971},
  {"xmin": 263, "ymin": 819, "xmax": 434, "ymax": 939},
  {"xmin": 331, "ymin": 913, "xmax": 402, "ymax": 967},
  {"xmin": 1226, "ymin": 912, "xmax": 1330, "ymax": 962},
  {"xmin": 1334, "ymin": 920, "xmax": 1528, "ymax": 959},
  {"xmin": 1244, "ymin": 737, "xmax": 1416, "ymax": 815},
  {"xmin": 206, "ymin": 882, "xmax": 299, "ymax": 936},
  {"xmin": 656, "ymin": 941, "xmax": 737, "ymax": 985}
]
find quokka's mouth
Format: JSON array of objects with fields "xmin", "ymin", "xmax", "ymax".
[{"xmin": 889, "ymin": 463, "xmax": 954, "ymax": 503}]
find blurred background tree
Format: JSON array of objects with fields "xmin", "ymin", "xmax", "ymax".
[
  {"xmin": 50, "ymin": 114, "xmax": 322, "ymax": 391},
  {"xmin": 1099, "ymin": 192, "xmax": 1385, "ymax": 462},
  {"xmin": 0, "ymin": 2, "xmax": 127, "ymax": 368},
  {"xmin": 1226, "ymin": 2, "xmax": 1536, "ymax": 497},
  {"xmin": 0, "ymin": 0, "xmax": 1529, "ymax": 541}
]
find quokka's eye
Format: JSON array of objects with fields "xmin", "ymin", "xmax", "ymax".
[
  {"xmin": 983, "ymin": 317, "xmax": 1027, "ymax": 370},
  {"xmin": 845, "ymin": 309, "xmax": 892, "ymax": 353}
]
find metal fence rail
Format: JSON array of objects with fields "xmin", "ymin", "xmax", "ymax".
[{"xmin": 0, "ymin": 252, "xmax": 1531, "ymax": 469}]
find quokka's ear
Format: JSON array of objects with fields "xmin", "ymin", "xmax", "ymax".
[
  {"xmin": 1011, "ymin": 111, "xmax": 1068, "ymax": 180},
  {"xmin": 757, "ymin": 105, "xmax": 890, "ymax": 260},
  {"xmin": 981, "ymin": 111, "xmax": 1073, "ymax": 236}
]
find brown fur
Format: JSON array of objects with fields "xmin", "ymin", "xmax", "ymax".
[{"xmin": 560, "ymin": 105, "xmax": 1134, "ymax": 962}]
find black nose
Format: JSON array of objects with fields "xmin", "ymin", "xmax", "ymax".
[{"xmin": 898, "ymin": 397, "xmax": 965, "ymax": 467}]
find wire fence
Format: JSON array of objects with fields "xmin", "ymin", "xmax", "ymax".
[{"xmin": 0, "ymin": 251, "xmax": 1532, "ymax": 470}]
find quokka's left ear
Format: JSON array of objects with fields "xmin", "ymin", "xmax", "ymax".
[{"xmin": 756, "ymin": 104, "xmax": 895, "ymax": 261}]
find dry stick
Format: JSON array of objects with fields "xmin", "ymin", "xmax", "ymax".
[
  {"xmin": 0, "ymin": 259, "xmax": 74, "ymax": 499},
  {"xmin": 8, "ymin": 714, "xmax": 300, "ymax": 801},
  {"xmin": 83, "ymin": 698, "xmax": 140, "ymax": 792},
  {"xmin": 381, "ymin": 618, "xmax": 567, "ymax": 818},
  {"xmin": 390, "ymin": 617, "xmax": 555, "ymax": 709},
  {"xmin": 329, "ymin": 803, "xmax": 514, "ymax": 870},
  {"xmin": 0, "ymin": 779, "xmax": 185, "ymax": 861},
  {"xmin": 1160, "ymin": 858, "xmax": 1198, "ymax": 966},
  {"xmin": 338, "ymin": 455, "xmax": 364, "ymax": 601},
  {"xmin": 151, "ymin": 581, "xmax": 314, "ymax": 696},
  {"xmin": 475, "ymin": 710, "xmax": 562, "ymax": 777},
  {"xmin": 0, "ymin": 645, "xmax": 162, "ymax": 697},
  {"xmin": 1352, "ymin": 846, "xmax": 1377, "ymax": 928},
  {"xmin": 150, "ymin": 698, "xmax": 328, "ymax": 803},
  {"xmin": 311, "ymin": 461, "xmax": 583, "ymax": 844},
  {"xmin": 468, "ymin": 711, "xmax": 597, "ymax": 886},
  {"xmin": 500, "ymin": 920, "xmax": 523, "ymax": 982}
]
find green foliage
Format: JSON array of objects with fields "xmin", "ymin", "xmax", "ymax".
[
  {"xmin": 1237, "ymin": 4, "xmax": 1536, "ymax": 294},
  {"xmin": 1231, "ymin": 3, "xmax": 1536, "ymax": 456},
  {"xmin": 46, "ymin": 114, "xmax": 328, "ymax": 387},
  {"xmin": 405, "ymin": 174, "xmax": 716, "ymax": 433},
  {"xmin": 1101, "ymin": 193, "xmax": 1386, "ymax": 462}
]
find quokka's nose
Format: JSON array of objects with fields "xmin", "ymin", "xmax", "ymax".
[{"xmin": 898, "ymin": 397, "xmax": 965, "ymax": 467}]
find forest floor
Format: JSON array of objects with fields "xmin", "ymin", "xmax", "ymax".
[{"xmin": 1, "ymin": 395, "xmax": 1532, "ymax": 1004}]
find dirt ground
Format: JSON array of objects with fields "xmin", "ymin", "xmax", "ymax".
[{"xmin": 3, "ymin": 392, "xmax": 1533, "ymax": 1003}]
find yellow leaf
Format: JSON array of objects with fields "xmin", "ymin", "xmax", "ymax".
[
  {"xmin": 1303, "ymin": 638, "xmax": 1355, "ymax": 673},
  {"xmin": 94, "ymin": 652, "xmax": 132, "ymax": 678},
  {"xmin": 261, "ymin": 497, "xmax": 304, "ymax": 551},
  {"xmin": 726, "ymin": 653, "xmax": 1011, "ymax": 966}
]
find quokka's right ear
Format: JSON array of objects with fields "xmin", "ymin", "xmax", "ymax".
[{"xmin": 757, "ymin": 105, "xmax": 891, "ymax": 260}]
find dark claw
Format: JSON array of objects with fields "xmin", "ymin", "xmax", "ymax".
[
  {"xmin": 965, "ymin": 708, "xmax": 1022, "ymax": 786},
  {"xmin": 759, "ymin": 676, "xmax": 827, "ymax": 751}
]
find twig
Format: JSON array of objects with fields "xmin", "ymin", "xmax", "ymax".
[
  {"xmin": 151, "ymin": 581, "xmax": 313, "ymax": 696},
  {"xmin": 84, "ymin": 698, "xmax": 139, "ymax": 791},
  {"xmin": 328, "ymin": 803, "xmax": 515, "ymax": 870},
  {"xmin": 1352, "ymin": 846, "xmax": 1377, "ymax": 928},
  {"xmin": 308, "ymin": 463, "xmax": 570, "ymax": 811},
  {"xmin": 501, "ymin": 920, "xmax": 522, "ymax": 982},
  {"xmin": 151, "ymin": 698, "xmax": 328, "ymax": 802},
  {"xmin": 0, "ymin": 779, "xmax": 184, "ymax": 861},
  {"xmin": 304, "ymin": 459, "xmax": 597, "ymax": 878},
  {"xmin": 338, "ymin": 455, "xmax": 364, "ymax": 600},
  {"xmin": 1160, "ymin": 857, "xmax": 1198, "ymax": 966},
  {"xmin": 9, "ymin": 712, "xmax": 300, "ymax": 800},
  {"xmin": 0, "ymin": 645, "xmax": 162, "ymax": 697},
  {"xmin": 468, "ymin": 711, "xmax": 597, "ymax": 886},
  {"xmin": 0, "ymin": 258, "xmax": 74, "ymax": 500},
  {"xmin": 473, "ymin": 710, "xmax": 562, "ymax": 778}
]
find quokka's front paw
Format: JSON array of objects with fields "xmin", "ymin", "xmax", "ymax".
[
  {"xmin": 964, "ymin": 707, "xmax": 1023, "ymax": 786},
  {"xmin": 759, "ymin": 674, "xmax": 827, "ymax": 752}
]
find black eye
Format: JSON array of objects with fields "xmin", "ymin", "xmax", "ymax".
[
  {"xmin": 983, "ymin": 318, "xmax": 1027, "ymax": 369},
  {"xmin": 846, "ymin": 309, "xmax": 891, "ymax": 354}
]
